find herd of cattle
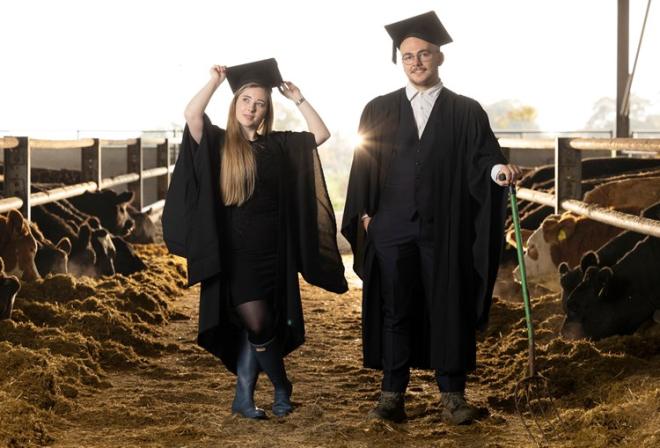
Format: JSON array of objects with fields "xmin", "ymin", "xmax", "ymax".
[
  {"xmin": 504, "ymin": 156, "xmax": 660, "ymax": 342},
  {"xmin": 2, "ymin": 156, "xmax": 660, "ymax": 345},
  {"xmin": 0, "ymin": 187, "xmax": 157, "ymax": 321}
]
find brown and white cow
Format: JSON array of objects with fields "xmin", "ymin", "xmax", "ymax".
[
  {"xmin": 511, "ymin": 213, "xmax": 624, "ymax": 292},
  {"xmin": 509, "ymin": 177, "xmax": 660, "ymax": 292},
  {"xmin": 582, "ymin": 177, "xmax": 660, "ymax": 213},
  {"xmin": 0, "ymin": 209, "xmax": 40, "ymax": 281}
]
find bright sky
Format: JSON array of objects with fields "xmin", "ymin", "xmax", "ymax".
[{"xmin": 1, "ymin": 0, "xmax": 658, "ymax": 139}]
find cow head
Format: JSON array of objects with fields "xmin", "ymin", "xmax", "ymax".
[
  {"xmin": 124, "ymin": 206, "xmax": 157, "ymax": 244},
  {"xmin": 68, "ymin": 223, "xmax": 98, "ymax": 278},
  {"xmin": 559, "ymin": 252, "xmax": 600, "ymax": 313},
  {"xmin": 35, "ymin": 238, "xmax": 71, "ymax": 276},
  {"xmin": 69, "ymin": 190, "xmax": 136, "ymax": 237},
  {"xmin": 29, "ymin": 221, "xmax": 70, "ymax": 276},
  {"xmin": 561, "ymin": 266, "xmax": 619, "ymax": 341},
  {"xmin": 112, "ymin": 236, "xmax": 147, "ymax": 275},
  {"xmin": 512, "ymin": 214, "xmax": 569, "ymax": 292},
  {"xmin": 91, "ymin": 228, "xmax": 117, "ymax": 277},
  {"xmin": 0, "ymin": 209, "xmax": 40, "ymax": 281}
]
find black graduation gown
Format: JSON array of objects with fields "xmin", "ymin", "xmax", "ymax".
[
  {"xmin": 163, "ymin": 114, "xmax": 348, "ymax": 373},
  {"xmin": 341, "ymin": 88, "xmax": 508, "ymax": 372}
]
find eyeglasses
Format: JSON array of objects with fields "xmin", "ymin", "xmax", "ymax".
[{"xmin": 401, "ymin": 50, "xmax": 439, "ymax": 65}]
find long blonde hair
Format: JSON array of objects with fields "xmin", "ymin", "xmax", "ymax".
[{"xmin": 220, "ymin": 83, "xmax": 275, "ymax": 206}]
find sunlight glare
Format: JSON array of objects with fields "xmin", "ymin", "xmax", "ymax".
[{"xmin": 351, "ymin": 133, "xmax": 364, "ymax": 150}]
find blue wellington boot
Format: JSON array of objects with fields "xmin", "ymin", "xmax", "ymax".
[
  {"xmin": 231, "ymin": 332, "xmax": 266, "ymax": 419},
  {"xmin": 251, "ymin": 338, "xmax": 293, "ymax": 416}
]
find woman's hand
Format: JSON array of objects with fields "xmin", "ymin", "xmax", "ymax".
[
  {"xmin": 278, "ymin": 80, "xmax": 330, "ymax": 145},
  {"xmin": 278, "ymin": 81, "xmax": 303, "ymax": 103},
  {"xmin": 184, "ymin": 65, "xmax": 226, "ymax": 144},
  {"xmin": 209, "ymin": 65, "xmax": 227, "ymax": 86}
]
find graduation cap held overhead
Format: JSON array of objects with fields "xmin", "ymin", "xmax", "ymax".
[
  {"xmin": 384, "ymin": 11, "xmax": 453, "ymax": 64},
  {"xmin": 226, "ymin": 58, "xmax": 284, "ymax": 93}
]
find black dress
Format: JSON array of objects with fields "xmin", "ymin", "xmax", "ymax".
[
  {"xmin": 162, "ymin": 114, "xmax": 348, "ymax": 373},
  {"xmin": 227, "ymin": 137, "xmax": 280, "ymax": 305}
]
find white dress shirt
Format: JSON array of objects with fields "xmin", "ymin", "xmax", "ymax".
[
  {"xmin": 406, "ymin": 81, "xmax": 504, "ymax": 182},
  {"xmin": 406, "ymin": 81, "xmax": 443, "ymax": 138}
]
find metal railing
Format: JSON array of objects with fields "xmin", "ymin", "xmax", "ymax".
[
  {"xmin": 3, "ymin": 134, "xmax": 660, "ymax": 240},
  {"xmin": 499, "ymin": 137, "xmax": 660, "ymax": 237},
  {"xmin": 1, "ymin": 136, "xmax": 178, "ymax": 219}
]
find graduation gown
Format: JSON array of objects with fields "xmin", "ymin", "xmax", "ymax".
[
  {"xmin": 341, "ymin": 88, "xmax": 507, "ymax": 372},
  {"xmin": 163, "ymin": 114, "xmax": 348, "ymax": 373}
]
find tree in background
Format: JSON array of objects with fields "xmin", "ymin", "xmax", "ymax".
[
  {"xmin": 585, "ymin": 94, "xmax": 660, "ymax": 134},
  {"xmin": 315, "ymin": 131, "xmax": 356, "ymax": 211},
  {"xmin": 274, "ymin": 102, "xmax": 305, "ymax": 133},
  {"xmin": 484, "ymin": 99, "xmax": 540, "ymax": 131},
  {"xmin": 275, "ymin": 101, "xmax": 354, "ymax": 211}
]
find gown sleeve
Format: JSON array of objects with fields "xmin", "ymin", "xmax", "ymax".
[
  {"xmin": 274, "ymin": 131, "xmax": 348, "ymax": 294},
  {"xmin": 162, "ymin": 114, "xmax": 225, "ymax": 286}
]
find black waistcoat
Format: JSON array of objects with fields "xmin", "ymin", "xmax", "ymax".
[{"xmin": 379, "ymin": 90, "xmax": 439, "ymax": 221}]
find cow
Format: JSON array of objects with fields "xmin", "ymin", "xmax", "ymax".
[
  {"xmin": 0, "ymin": 209, "xmax": 40, "ymax": 281},
  {"xmin": 0, "ymin": 258, "xmax": 21, "ymax": 321},
  {"xmin": 582, "ymin": 176, "xmax": 660, "ymax": 212},
  {"xmin": 90, "ymin": 226, "xmax": 117, "ymax": 277},
  {"xmin": 31, "ymin": 205, "xmax": 99, "ymax": 278},
  {"xmin": 561, "ymin": 234, "xmax": 660, "ymax": 341},
  {"xmin": 558, "ymin": 231, "xmax": 646, "ymax": 312},
  {"xmin": 29, "ymin": 221, "xmax": 71, "ymax": 276},
  {"xmin": 124, "ymin": 205, "xmax": 157, "ymax": 244},
  {"xmin": 112, "ymin": 236, "xmax": 148, "ymax": 275},
  {"xmin": 506, "ymin": 170, "xmax": 660, "ymax": 234},
  {"xmin": 33, "ymin": 199, "xmax": 123, "ymax": 278},
  {"xmin": 67, "ymin": 190, "xmax": 135, "ymax": 237},
  {"xmin": 509, "ymin": 177, "xmax": 660, "ymax": 292},
  {"xmin": 558, "ymin": 200, "xmax": 660, "ymax": 312},
  {"xmin": 510, "ymin": 212, "xmax": 624, "ymax": 292}
]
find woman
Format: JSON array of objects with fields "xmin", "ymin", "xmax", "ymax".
[{"xmin": 162, "ymin": 58, "xmax": 347, "ymax": 419}]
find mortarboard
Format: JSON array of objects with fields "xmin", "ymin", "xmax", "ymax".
[
  {"xmin": 384, "ymin": 11, "xmax": 453, "ymax": 64},
  {"xmin": 226, "ymin": 58, "xmax": 284, "ymax": 93}
]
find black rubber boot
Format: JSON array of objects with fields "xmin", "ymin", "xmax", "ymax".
[
  {"xmin": 251, "ymin": 338, "xmax": 293, "ymax": 416},
  {"xmin": 231, "ymin": 332, "xmax": 266, "ymax": 419}
]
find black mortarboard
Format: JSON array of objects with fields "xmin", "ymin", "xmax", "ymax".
[
  {"xmin": 226, "ymin": 58, "xmax": 284, "ymax": 93},
  {"xmin": 384, "ymin": 11, "xmax": 453, "ymax": 64}
]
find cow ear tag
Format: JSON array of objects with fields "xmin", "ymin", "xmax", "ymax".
[{"xmin": 557, "ymin": 230, "xmax": 567, "ymax": 242}]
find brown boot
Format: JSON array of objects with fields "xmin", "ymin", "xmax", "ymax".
[
  {"xmin": 441, "ymin": 392, "xmax": 475, "ymax": 425},
  {"xmin": 366, "ymin": 391, "xmax": 407, "ymax": 423}
]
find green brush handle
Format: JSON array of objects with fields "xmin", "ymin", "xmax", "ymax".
[{"xmin": 506, "ymin": 182, "xmax": 537, "ymax": 376}]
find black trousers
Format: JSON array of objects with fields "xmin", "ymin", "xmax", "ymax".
[{"xmin": 369, "ymin": 209, "xmax": 466, "ymax": 393}]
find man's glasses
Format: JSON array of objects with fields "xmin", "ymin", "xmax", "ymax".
[{"xmin": 401, "ymin": 50, "xmax": 439, "ymax": 65}]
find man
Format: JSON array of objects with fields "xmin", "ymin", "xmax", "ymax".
[{"xmin": 341, "ymin": 11, "xmax": 521, "ymax": 425}]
